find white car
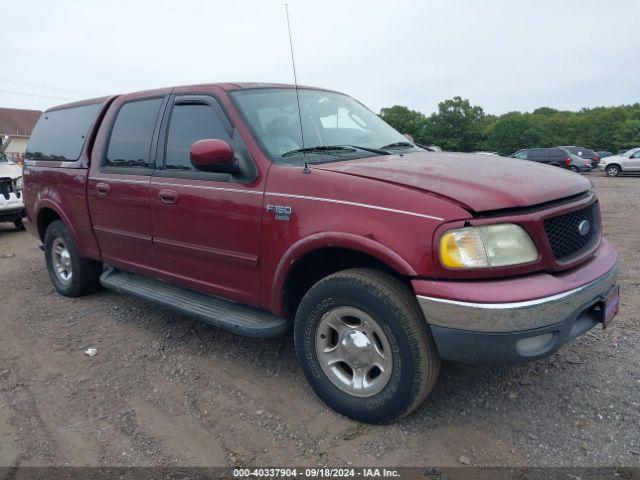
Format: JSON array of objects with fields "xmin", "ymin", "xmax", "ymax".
[
  {"xmin": 0, "ymin": 153, "xmax": 25, "ymax": 229},
  {"xmin": 599, "ymin": 147, "xmax": 640, "ymax": 177}
]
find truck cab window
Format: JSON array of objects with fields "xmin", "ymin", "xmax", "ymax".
[
  {"xmin": 105, "ymin": 98, "xmax": 163, "ymax": 168},
  {"xmin": 26, "ymin": 103, "xmax": 102, "ymax": 161},
  {"xmin": 164, "ymin": 103, "xmax": 232, "ymax": 171}
]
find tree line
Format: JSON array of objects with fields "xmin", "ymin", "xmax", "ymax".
[{"xmin": 379, "ymin": 97, "xmax": 640, "ymax": 156}]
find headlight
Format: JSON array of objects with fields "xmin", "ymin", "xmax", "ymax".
[
  {"xmin": 15, "ymin": 176, "xmax": 23, "ymax": 190},
  {"xmin": 439, "ymin": 224, "xmax": 538, "ymax": 268}
]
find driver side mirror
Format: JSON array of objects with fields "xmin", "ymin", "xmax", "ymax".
[{"xmin": 190, "ymin": 139, "xmax": 238, "ymax": 173}]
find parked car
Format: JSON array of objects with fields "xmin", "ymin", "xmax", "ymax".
[
  {"xmin": 0, "ymin": 150, "xmax": 25, "ymax": 230},
  {"xmin": 559, "ymin": 146, "xmax": 600, "ymax": 169},
  {"xmin": 510, "ymin": 147, "xmax": 591, "ymax": 172},
  {"xmin": 597, "ymin": 151, "xmax": 614, "ymax": 159},
  {"xmin": 23, "ymin": 83, "xmax": 620, "ymax": 423},
  {"xmin": 598, "ymin": 147, "xmax": 640, "ymax": 176}
]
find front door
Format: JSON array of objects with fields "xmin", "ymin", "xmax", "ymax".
[
  {"xmin": 625, "ymin": 150, "xmax": 640, "ymax": 171},
  {"xmin": 149, "ymin": 95, "xmax": 263, "ymax": 306},
  {"xmin": 88, "ymin": 94, "xmax": 167, "ymax": 273}
]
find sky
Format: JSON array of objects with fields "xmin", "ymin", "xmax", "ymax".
[{"xmin": 2, "ymin": 0, "xmax": 639, "ymax": 115}]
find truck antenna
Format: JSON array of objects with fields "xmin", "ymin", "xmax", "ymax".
[{"xmin": 285, "ymin": 4, "xmax": 310, "ymax": 174}]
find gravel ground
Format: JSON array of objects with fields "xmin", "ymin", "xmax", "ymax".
[{"xmin": 0, "ymin": 173, "xmax": 638, "ymax": 468}]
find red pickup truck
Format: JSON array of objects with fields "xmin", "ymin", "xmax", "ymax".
[{"xmin": 23, "ymin": 83, "xmax": 620, "ymax": 423}]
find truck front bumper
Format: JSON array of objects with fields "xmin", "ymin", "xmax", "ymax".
[
  {"xmin": 413, "ymin": 240, "xmax": 619, "ymax": 364},
  {"xmin": 0, "ymin": 191, "xmax": 24, "ymax": 223}
]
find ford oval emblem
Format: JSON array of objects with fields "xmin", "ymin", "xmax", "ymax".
[{"xmin": 578, "ymin": 220, "xmax": 591, "ymax": 236}]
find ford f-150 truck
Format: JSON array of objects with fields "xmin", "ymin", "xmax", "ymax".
[{"xmin": 23, "ymin": 83, "xmax": 620, "ymax": 423}]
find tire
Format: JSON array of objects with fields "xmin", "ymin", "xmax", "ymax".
[
  {"xmin": 44, "ymin": 220, "xmax": 102, "ymax": 297},
  {"xmin": 294, "ymin": 268, "xmax": 440, "ymax": 423},
  {"xmin": 14, "ymin": 217, "xmax": 25, "ymax": 230},
  {"xmin": 570, "ymin": 166, "xmax": 579, "ymax": 173},
  {"xmin": 605, "ymin": 165, "xmax": 621, "ymax": 177}
]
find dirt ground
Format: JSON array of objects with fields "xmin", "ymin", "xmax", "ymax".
[{"xmin": 0, "ymin": 173, "xmax": 638, "ymax": 469}]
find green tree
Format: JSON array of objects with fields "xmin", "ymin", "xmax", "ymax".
[
  {"xmin": 426, "ymin": 97, "xmax": 486, "ymax": 151},
  {"xmin": 380, "ymin": 99, "xmax": 640, "ymax": 155},
  {"xmin": 614, "ymin": 118, "xmax": 640, "ymax": 150},
  {"xmin": 482, "ymin": 112, "xmax": 543, "ymax": 155},
  {"xmin": 379, "ymin": 106, "xmax": 429, "ymax": 143}
]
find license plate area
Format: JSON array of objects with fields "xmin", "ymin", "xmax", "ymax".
[{"xmin": 600, "ymin": 285, "xmax": 620, "ymax": 329}]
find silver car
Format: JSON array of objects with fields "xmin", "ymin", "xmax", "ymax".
[{"xmin": 599, "ymin": 147, "xmax": 640, "ymax": 176}]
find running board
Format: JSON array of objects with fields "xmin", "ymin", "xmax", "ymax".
[{"xmin": 100, "ymin": 268, "xmax": 288, "ymax": 338}]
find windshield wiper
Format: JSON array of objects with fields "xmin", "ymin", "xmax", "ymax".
[
  {"xmin": 281, "ymin": 145, "xmax": 388, "ymax": 158},
  {"xmin": 379, "ymin": 141, "xmax": 416, "ymax": 150}
]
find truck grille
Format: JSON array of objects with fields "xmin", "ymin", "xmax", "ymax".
[
  {"xmin": 0, "ymin": 177, "xmax": 14, "ymax": 200},
  {"xmin": 544, "ymin": 202, "xmax": 600, "ymax": 262}
]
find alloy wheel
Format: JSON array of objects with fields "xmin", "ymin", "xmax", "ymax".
[
  {"xmin": 315, "ymin": 306, "xmax": 393, "ymax": 397},
  {"xmin": 51, "ymin": 237, "xmax": 73, "ymax": 285}
]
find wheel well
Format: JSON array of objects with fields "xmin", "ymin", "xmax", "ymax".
[
  {"xmin": 37, "ymin": 208, "xmax": 61, "ymax": 240},
  {"xmin": 281, "ymin": 247, "xmax": 407, "ymax": 320},
  {"xmin": 606, "ymin": 163, "xmax": 621, "ymax": 170}
]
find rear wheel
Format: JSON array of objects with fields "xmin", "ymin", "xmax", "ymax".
[
  {"xmin": 570, "ymin": 166, "xmax": 579, "ymax": 173},
  {"xmin": 44, "ymin": 220, "xmax": 102, "ymax": 297},
  {"xmin": 605, "ymin": 165, "xmax": 621, "ymax": 177},
  {"xmin": 294, "ymin": 268, "xmax": 440, "ymax": 423}
]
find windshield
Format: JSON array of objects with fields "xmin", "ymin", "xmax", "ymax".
[{"xmin": 231, "ymin": 88, "xmax": 416, "ymax": 164}]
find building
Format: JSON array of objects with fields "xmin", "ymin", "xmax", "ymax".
[{"xmin": 0, "ymin": 107, "xmax": 42, "ymax": 162}]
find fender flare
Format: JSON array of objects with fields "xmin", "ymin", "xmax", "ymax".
[
  {"xmin": 35, "ymin": 199, "xmax": 84, "ymax": 254},
  {"xmin": 269, "ymin": 231, "xmax": 417, "ymax": 315}
]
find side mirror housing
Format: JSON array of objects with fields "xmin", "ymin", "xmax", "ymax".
[{"xmin": 190, "ymin": 139, "xmax": 238, "ymax": 173}]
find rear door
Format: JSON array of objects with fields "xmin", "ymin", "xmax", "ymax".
[
  {"xmin": 527, "ymin": 148, "xmax": 547, "ymax": 164},
  {"xmin": 546, "ymin": 148, "xmax": 566, "ymax": 167},
  {"xmin": 149, "ymin": 94, "xmax": 263, "ymax": 306},
  {"xmin": 88, "ymin": 93, "xmax": 168, "ymax": 274}
]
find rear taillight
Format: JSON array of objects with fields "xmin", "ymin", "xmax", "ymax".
[
  {"xmin": 565, "ymin": 157, "xmax": 571, "ymax": 165},
  {"xmin": 593, "ymin": 155, "xmax": 600, "ymax": 162}
]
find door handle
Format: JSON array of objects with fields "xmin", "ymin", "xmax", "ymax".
[
  {"xmin": 158, "ymin": 189, "xmax": 179, "ymax": 205},
  {"xmin": 96, "ymin": 182, "xmax": 111, "ymax": 196}
]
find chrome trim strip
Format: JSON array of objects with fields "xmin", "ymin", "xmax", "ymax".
[
  {"xmin": 417, "ymin": 285, "xmax": 585, "ymax": 310},
  {"xmin": 417, "ymin": 264, "xmax": 618, "ymax": 332},
  {"xmin": 86, "ymin": 180, "xmax": 444, "ymax": 220},
  {"xmin": 89, "ymin": 177, "xmax": 149, "ymax": 185},
  {"xmin": 266, "ymin": 192, "xmax": 444, "ymax": 221},
  {"xmin": 151, "ymin": 182, "xmax": 263, "ymax": 195}
]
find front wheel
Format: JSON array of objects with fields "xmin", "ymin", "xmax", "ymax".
[
  {"xmin": 44, "ymin": 220, "xmax": 102, "ymax": 297},
  {"xmin": 605, "ymin": 165, "xmax": 621, "ymax": 177},
  {"xmin": 14, "ymin": 217, "xmax": 25, "ymax": 230},
  {"xmin": 294, "ymin": 269, "xmax": 440, "ymax": 423}
]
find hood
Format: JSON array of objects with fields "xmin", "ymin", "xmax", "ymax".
[
  {"xmin": 313, "ymin": 151, "xmax": 592, "ymax": 213},
  {"xmin": 600, "ymin": 154, "xmax": 625, "ymax": 163},
  {"xmin": 0, "ymin": 162, "xmax": 22, "ymax": 179}
]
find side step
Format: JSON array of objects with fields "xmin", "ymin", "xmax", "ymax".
[{"xmin": 100, "ymin": 268, "xmax": 289, "ymax": 338}]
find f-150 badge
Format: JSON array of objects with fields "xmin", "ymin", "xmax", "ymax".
[{"xmin": 266, "ymin": 205, "xmax": 292, "ymax": 221}]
